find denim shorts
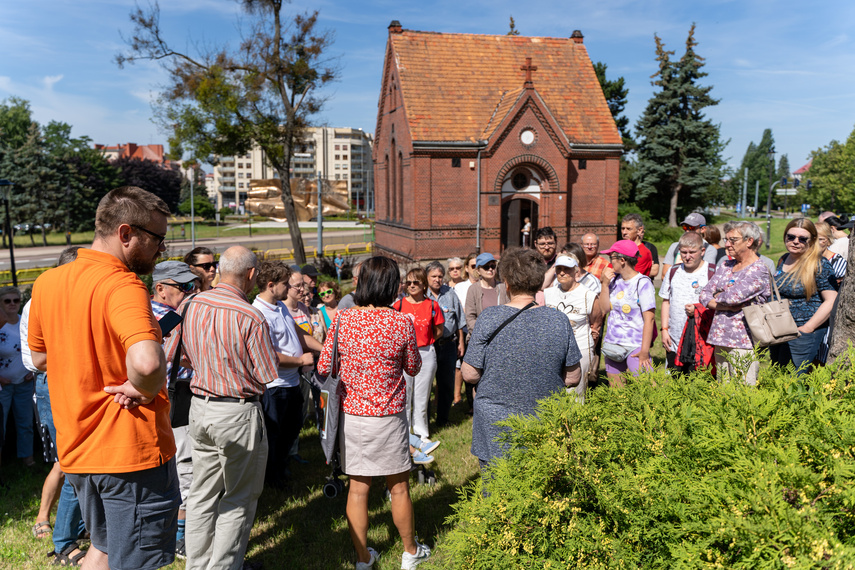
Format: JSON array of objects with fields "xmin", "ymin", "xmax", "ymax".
[{"xmin": 67, "ymin": 459, "xmax": 181, "ymax": 570}]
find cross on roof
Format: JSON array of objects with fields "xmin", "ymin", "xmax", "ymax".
[{"xmin": 520, "ymin": 57, "xmax": 537, "ymax": 85}]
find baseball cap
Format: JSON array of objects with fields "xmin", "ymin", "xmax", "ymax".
[
  {"xmin": 840, "ymin": 217, "xmax": 855, "ymax": 230},
  {"xmin": 681, "ymin": 213, "xmax": 706, "ymax": 227},
  {"xmin": 301, "ymin": 264, "xmax": 319, "ymax": 277},
  {"xmin": 153, "ymin": 261, "xmax": 198, "ymax": 284},
  {"xmin": 553, "ymin": 255, "xmax": 579, "ymax": 268},
  {"xmin": 599, "ymin": 240, "xmax": 639, "ymax": 257},
  {"xmin": 475, "ymin": 253, "xmax": 497, "ymax": 267},
  {"xmin": 289, "ymin": 264, "xmax": 302, "ymax": 273}
]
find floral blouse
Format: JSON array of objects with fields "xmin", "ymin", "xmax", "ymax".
[
  {"xmin": 699, "ymin": 258, "xmax": 771, "ymax": 349},
  {"xmin": 318, "ymin": 308, "xmax": 421, "ymax": 416}
]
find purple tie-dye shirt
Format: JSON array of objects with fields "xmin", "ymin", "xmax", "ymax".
[
  {"xmin": 602, "ymin": 273, "xmax": 656, "ymax": 348},
  {"xmin": 699, "ymin": 258, "xmax": 772, "ymax": 349}
]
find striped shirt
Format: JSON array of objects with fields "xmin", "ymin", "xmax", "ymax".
[{"xmin": 164, "ymin": 282, "xmax": 278, "ymax": 398}]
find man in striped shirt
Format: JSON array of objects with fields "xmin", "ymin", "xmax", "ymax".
[{"xmin": 165, "ymin": 246, "xmax": 279, "ymax": 570}]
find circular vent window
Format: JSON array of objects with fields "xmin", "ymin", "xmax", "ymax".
[
  {"xmin": 520, "ymin": 129, "xmax": 535, "ymax": 145},
  {"xmin": 512, "ymin": 172, "xmax": 529, "ymax": 190}
]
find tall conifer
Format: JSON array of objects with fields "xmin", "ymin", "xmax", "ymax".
[{"xmin": 634, "ymin": 24, "xmax": 724, "ymax": 226}]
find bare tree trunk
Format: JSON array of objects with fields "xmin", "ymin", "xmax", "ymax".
[
  {"xmin": 276, "ymin": 167, "xmax": 307, "ymax": 265},
  {"xmin": 828, "ymin": 238, "xmax": 855, "ymax": 362},
  {"xmin": 668, "ymin": 184, "xmax": 681, "ymax": 227}
]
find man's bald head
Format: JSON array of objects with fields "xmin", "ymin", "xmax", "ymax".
[{"xmin": 218, "ymin": 246, "xmax": 258, "ymax": 293}]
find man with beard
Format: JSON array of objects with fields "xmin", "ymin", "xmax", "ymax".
[{"xmin": 28, "ymin": 186, "xmax": 180, "ymax": 570}]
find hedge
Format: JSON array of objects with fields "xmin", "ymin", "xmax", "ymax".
[{"xmin": 442, "ymin": 352, "xmax": 855, "ymax": 569}]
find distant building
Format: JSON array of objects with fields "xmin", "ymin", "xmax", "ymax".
[
  {"xmin": 94, "ymin": 143, "xmax": 171, "ymax": 166},
  {"xmin": 372, "ymin": 22, "xmax": 622, "ymax": 261},
  {"xmin": 211, "ymin": 127, "xmax": 374, "ymax": 212},
  {"xmin": 793, "ymin": 159, "xmax": 812, "ymax": 183}
]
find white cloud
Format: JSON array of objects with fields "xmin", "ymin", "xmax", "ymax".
[{"xmin": 42, "ymin": 75, "xmax": 63, "ymax": 91}]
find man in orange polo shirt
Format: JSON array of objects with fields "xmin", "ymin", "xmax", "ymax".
[{"xmin": 28, "ymin": 186, "xmax": 180, "ymax": 570}]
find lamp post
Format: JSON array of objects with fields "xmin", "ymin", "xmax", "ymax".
[
  {"xmin": 765, "ymin": 147, "xmax": 775, "ymax": 250},
  {"xmin": 0, "ymin": 180, "xmax": 17, "ymax": 286}
]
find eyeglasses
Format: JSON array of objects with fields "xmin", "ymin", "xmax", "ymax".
[
  {"xmin": 319, "ymin": 289, "xmax": 335, "ymax": 297},
  {"xmin": 535, "ymin": 241, "xmax": 556, "ymax": 248},
  {"xmin": 162, "ymin": 281, "xmax": 196, "ymax": 294},
  {"xmin": 191, "ymin": 262, "xmax": 218, "ymax": 272},
  {"xmin": 785, "ymin": 233, "xmax": 810, "ymax": 245},
  {"xmin": 448, "ymin": 266, "xmax": 462, "ymax": 271},
  {"xmin": 131, "ymin": 224, "xmax": 166, "ymax": 247},
  {"xmin": 405, "ymin": 280, "xmax": 422, "ymax": 287},
  {"xmin": 681, "ymin": 224, "xmax": 704, "ymax": 232},
  {"xmin": 582, "ymin": 243, "xmax": 597, "ymax": 249},
  {"xmin": 3, "ymin": 298, "xmax": 20, "ymax": 304},
  {"xmin": 724, "ymin": 236, "xmax": 747, "ymax": 244},
  {"xmin": 480, "ymin": 263, "xmax": 497, "ymax": 270},
  {"xmin": 289, "ymin": 282, "xmax": 304, "ymax": 289}
]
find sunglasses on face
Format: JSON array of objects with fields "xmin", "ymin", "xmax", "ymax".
[
  {"xmin": 163, "ymin": 281, "xmax": 196, "ymax": 294},
  {"xmin": 405, "ymin": 280, "xmax": 423, "ymax": 287},
  {"xmin": 319, "ymin": 289, "xmax": 335, "ymax": 297},
  {"xmin": 131, "ymin": 224, "xmax": 166, "ymax": 247},
  {"xmin": 192, "ymin": 262, "xmax": 218, "ymax": 272},
  {"xmin": 681, "ymin": 224, "xmax": 703, "ymax": 232},
  {"xmin": 448, "ymin": 266, "xmax": 462, "ymax": 271},
  {"xmin": 3, "ymin": 298, "xmax": 20, "ymax": 305},
  {"xmin": 480, "ymin": 263, "xmax": 497, "ymax": 270},
  {"xmin": 785, "ymin": 233, "xmax": 810, "ymax": 245}
]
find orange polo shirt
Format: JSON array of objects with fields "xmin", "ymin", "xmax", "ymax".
[{"xmin": 28, "ymin": 249, "xmax": 175, "ymax": 474}]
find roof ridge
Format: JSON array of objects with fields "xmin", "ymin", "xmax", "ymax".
[{"xmin": 398, "ymin": 29, "xmax": 575, "ymax": 42}]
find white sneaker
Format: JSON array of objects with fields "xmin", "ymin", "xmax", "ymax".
[
  {"xmin": 356, "ymin": 547, "xmax": 378, "ymax": 569},
  {"xmin": 401, "ymin": 542, "xmax": 431, "ymax": 569}
]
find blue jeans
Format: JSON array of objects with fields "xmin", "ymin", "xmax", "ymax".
[
  {"xmin": 54, "ymin": 478, "xmax": 85, "ymax": 553},
  {"xmin": 33, "ymin": 373, "xmax": 85, "ymax": 552},
  {"xmin": 0, "ymin": 378, "xmax": 35, "ymax": 458},
  {"xmin": 770, "ymin": 326, "xmax": 827, "ymax": 375}
]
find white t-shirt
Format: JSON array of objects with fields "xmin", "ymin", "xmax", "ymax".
[
  {"xmin": 829, "ymin": 236, "xmax": 849, "ymax": 257},
  {"xmin": 454, "ymin": 280, "xmax": 473, "ymax": 309},
  {"xmin": 543, "ymin": 284, "xmax": 596, "ymax": 354},
  {"xmin": 658, "ymin": 262, "xmax": 711, "ymax": 352},
  {"xmin": 252, "ymin": 297, "xmax": 304, "ymax": 388},
  {"xmin": 664, "ymin": 240, "xmax": 719, "ymax": 267},
  {"xmin": 20, "ymin": 300, "xmax": 38, "ymax": 373}
]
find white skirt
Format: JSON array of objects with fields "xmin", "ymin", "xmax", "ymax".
[{"xmin": 339, "ymin": 409, "xmax": 411, "ymax": 477}]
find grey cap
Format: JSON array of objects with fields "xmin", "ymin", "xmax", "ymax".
[
  {"xmin": 153, "ymin": 261, "xmax": 198, "ymax": 284},
  {"xmin": 681, "ymin": 213, "xmax": 706, "ymax": 227},
  {"xmin": 289, "ymin": 264, "xmax": 302, "ymax": 273}
]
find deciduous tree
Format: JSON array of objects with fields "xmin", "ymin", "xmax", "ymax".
[
  {"xmin": 634, "ymin": 24, "xmax": 725, "ymax": 226},
  {"xmin": 800, "ymin": 126, "xmax": 855, "ymax": 214},
  {"xmin": 116, "ymin": 0, "xmax": 339, "ymax": 264}
]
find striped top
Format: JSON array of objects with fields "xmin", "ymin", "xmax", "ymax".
[{"xmin": 165, "ymin": 283, "xmax": 278, "ymax": 398}]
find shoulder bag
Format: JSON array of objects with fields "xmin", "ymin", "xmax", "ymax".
[
  {"xmin": 167, "ymin": 296, "xmax": 197, "ymax": 429},
  {"xmin": 311, "ymin": 315, "xmax": 343, "ymax": 465},
  {"xmin": 742, "ymin": 266, "xmax": 800, "ymax": 348}
]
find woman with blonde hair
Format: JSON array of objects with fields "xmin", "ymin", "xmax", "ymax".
[{"xmin": 770, "ymin": 219, "xmax": 837, "ymax": 373}]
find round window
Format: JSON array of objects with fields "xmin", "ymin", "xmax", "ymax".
[
  {"xmin": 512, "ymin": 172, "xmax": 529, "ymax": 190},
  {"xmin": 520, "ymin": 129, "xmax": 535, "ymax": 145}
]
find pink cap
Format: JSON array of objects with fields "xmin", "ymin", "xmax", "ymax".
[{"xmin": 599, "ymin": 239, "xmax": 639, "ymax": 257}]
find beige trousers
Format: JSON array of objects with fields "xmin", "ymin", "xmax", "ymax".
[{"xmin": 185, "ymin": 397, "xmax": 268, "ymax": 570}]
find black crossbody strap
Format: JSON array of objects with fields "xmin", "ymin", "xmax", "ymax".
[
  {"xmin": 169, "ymin": 294, "xmax": 198, "ymax": 387},
  {"xmin": 485, "ymin": 301, "xmax": 536, "ymax": 346}
]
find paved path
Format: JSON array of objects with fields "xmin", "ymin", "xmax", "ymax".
[{"xmin": 0, "ymin": 228, "xmax": 371, "ymax": 271}]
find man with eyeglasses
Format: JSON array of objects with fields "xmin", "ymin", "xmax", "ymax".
[
  {"xmin": 28, "ymin": 186, "xmax": 180, "ymax": 570},
  {"xmin": 661, "ymin": 213, "xmax": 719, "ymax": 277},
  {"xmin": 150, "ymin": 260, "xmax": 200, "ymax": 559},
  {"xmin": 533, "ymin": 227, "xmax": 558, "ymax": 265},
  {"xmin": 581, "ymin": 233, "xmax": 608, "ymax": 279},
  {"xmin": 184, "ymin": 247, "xmax": 217, "ymax": 291}
]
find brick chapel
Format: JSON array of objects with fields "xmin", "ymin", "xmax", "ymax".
[{"xmin": 373, "ymin": 22, "xmax": 623, "ymax": 261}]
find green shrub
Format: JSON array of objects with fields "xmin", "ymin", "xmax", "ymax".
[{"xmin": 442, "ymin": 354, "xmax": 855, "ymax": 569}]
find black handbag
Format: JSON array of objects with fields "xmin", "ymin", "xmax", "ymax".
[{"xmin": 167, "ymin": 300, "xmax": 195, "ymax": 428}]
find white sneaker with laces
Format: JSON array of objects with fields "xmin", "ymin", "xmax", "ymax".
[
  {"xmin": 401, "ymin": 542, "xmax": 431, "ymax": 569},
  {"xmin": 356, "ymin": 547, "xmax": 378, "ymax": 569}
]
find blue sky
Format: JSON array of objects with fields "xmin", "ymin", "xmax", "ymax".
[{"xmin": 2, "ymin": 0, "xmax": 853, "ymax": 174}]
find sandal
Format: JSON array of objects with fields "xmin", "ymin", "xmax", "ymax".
[
  {"xmin": 32, "ymin": 521, "xmax": 52, "ymax": 539},
  {"xmin": 52, "ymin": 542, "xmax": 86, "ymax": 567}
]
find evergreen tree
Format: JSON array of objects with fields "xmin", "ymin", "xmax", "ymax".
[
  {"xmin": 733, "ymin": 129, "xmax": 776, "ymax": 213},
  {"xmin": 777, "ymin": 154, "xmax": 790, "ymax": 182},
  {"xmin": 593, "ymin": 62, "xmax": 633, "ymax": 148},
  {"xmin": 114, "ymin": 157, "xmax": 182, "ymax": 211},
  {"xmin": 507, "ymin": 16, "xmax": 520, "ymax": 36},
  {"xmin": 1, "ymin": 123, "xmax": 64, "ymax": 246},
  {"xmin": 634, "ymin": 24, "xmax": 724, "ymax": 226}
]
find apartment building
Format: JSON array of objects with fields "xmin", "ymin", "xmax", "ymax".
[{"xmin": 212, "ymin": 127, "xmax": 374, "ymax": 213}]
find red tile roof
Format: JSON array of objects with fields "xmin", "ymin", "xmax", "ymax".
[
  {"xmin": 388, "ymin": 29, "xmax": 621, "ymax": 145},
  {"xmin": 794, "ymin": 159, "xmax": 812, "ymax": 175}
]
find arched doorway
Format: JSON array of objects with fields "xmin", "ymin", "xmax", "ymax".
[
  {"xmin": 499, "ymin": 165, "xmax": 543, "ymax": 250},
  {"xmin": 501, "ymin": 198, "xmax": 538, "ymax": 250}
]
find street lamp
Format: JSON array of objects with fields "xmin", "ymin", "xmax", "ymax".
[
  {"xmin": 0, "ymin": 180, "xmax": 17, "ymax": 287},
  {"xmin": 765, "ymin": 146, "xmax": 775, "ymax": 250}
]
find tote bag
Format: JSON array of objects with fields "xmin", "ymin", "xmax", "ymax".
[
  {"xmin": 311, "ymin": 316, "xmax": 343, "ymax": 465},
  {"xmin": 742, "ymin": 267, "xmax": 800, "ymax": 348}
]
